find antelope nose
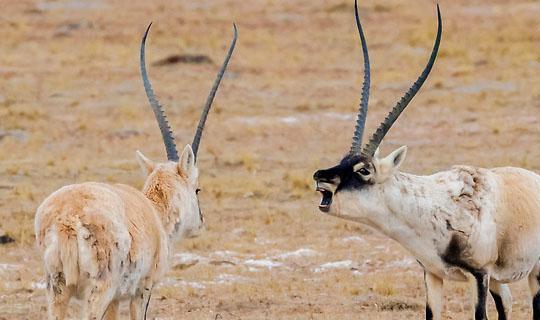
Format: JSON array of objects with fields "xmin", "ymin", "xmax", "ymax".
[{"xmin": 313, "ymin": 170, "xmax": 322, "ymax": 180}]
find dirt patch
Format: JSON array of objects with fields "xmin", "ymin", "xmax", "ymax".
[{"xmin": 0, "ymin": 0, "xmax": 539, "ymax": 319}]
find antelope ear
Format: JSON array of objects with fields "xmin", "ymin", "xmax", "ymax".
[
  {"xmin": 136, "ymin": 150, "xmax": 155, "ymax": 176},
  {"xmin": 374, "ymin": 147, "xmax": 381, "ymax": 160},
  {"xmin": 372, "ymin": 146, "xmax": 407, "ymax": 182},
  {"xmin": 178, "ymin": 145, "xmax": 197, "ymax": 178},
  {"xmin": 383, "ymin": 145, "xmax": 407, "ymax": 170}
]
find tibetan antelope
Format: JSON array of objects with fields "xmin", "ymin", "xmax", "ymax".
[
  {"xmin": 34, "ymin": 23, "xmax": 237, "ymax": 320},
  {"xmin": 314, "ymin": 2, "xmax": 540, "ymax": 320}
]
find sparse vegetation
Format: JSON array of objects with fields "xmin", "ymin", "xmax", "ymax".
[{"xmin": 0, "ymin": 0, "xmax": 539, "ymax": 319}]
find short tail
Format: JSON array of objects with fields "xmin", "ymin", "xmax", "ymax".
[{"xmin": 58, "ymin": 231, "xmax": 79, "ymax": 286}]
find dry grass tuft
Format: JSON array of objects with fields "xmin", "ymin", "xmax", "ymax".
[
  {"xmin": 283, "ymin": 170, "xmax": 312, "ymax": 199},
  {"xmin": 372, "ymin": 280, "xmax": 396, "ymax": 297},
  {"xmin": 2, "ymin": 212, "xmax": 35, "ymax": 245},
  {"xmin": 1, "ymin": 0, "xmax": 539, "ymax": 319}
]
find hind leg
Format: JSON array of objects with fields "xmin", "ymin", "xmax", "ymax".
[
  {"xmin": 489, "ymin": 278, "xmax": 512, "ymax": 320},
  {"xmin": 528, "ymin": 261, "xmax": 540, "ymax": 320},
  {"xmin": 424, "ymin": 270, "xmax": 443, "ymax": 320},
  {"xmin": 103, "ymin": 299, "xmax": 120, "ymax": 320},
  {"xmin": 470, "ymin": 270, "xmax": 489, "ymax": 320},
  {"xmin": 81, "ymin": 281, "xmax": 117, "ymax": 320},
  {"xmin": 130, "ymin": 281, "xmax": 154, "ymax": 320},
  {"xmin": 46, "ymin": 272, "xmax": 74, "ymax": 320}
]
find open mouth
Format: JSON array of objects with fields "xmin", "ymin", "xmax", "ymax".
[{"xmin": 316, "ymin": 186, "xmax": 333, "ymax": 213}]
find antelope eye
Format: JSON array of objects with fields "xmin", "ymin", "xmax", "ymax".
[
  {"xmin": 357, "ymin": 168, "xmax": 370, "ymax": 176},
  {"xmin": 196, "ymin": 188, "xmax": 201, "ymax": 195}
]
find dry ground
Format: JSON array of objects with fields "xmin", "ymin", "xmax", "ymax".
[{"xmin": 1, "ymin": 0, "xmax": 540, "ymax": 319}]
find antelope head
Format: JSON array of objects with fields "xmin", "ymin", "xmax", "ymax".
[
  {"xmin": 137, "ymin": 23, "xmax": 237, "ymax": 238},
  {"xmin": 313, "ymin": 1, "xmax": 442, "ymax": 218}
]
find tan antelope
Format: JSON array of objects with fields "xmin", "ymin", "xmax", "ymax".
[
  {"xmin": 314, "ymin": 2, "xmax": 540, "ymax": 320},
  {"xmin": 34, "ymin": 23, "xmax": 237, "ymax": 320}
]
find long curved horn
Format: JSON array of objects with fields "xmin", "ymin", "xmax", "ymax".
[
  {"xmin": 140, "ymin": 23, "xmax": 179, "ymax": 161},
  {"xmin": 349, "ymin": 0, "xmax": 371, "ymax": 156},
  {"xmin": 191, "ymin": 23, "xmax": 238, "ymax": 159},
  {"xmin": 361, "ymin": 4, "xmax": 442, "ymax": 158}
]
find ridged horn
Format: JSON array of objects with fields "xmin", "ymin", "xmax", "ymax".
[
  {"xmin": 349, "ymin": 0, "xmax": 371, "ymax": 156},
  {"xmin": 191, "ymin": 23, "xmax": 238, "ymax": 159},
  {"xmin": 140, "ymin": 23, "xmax": 179, "ymax": 161},
  {"xmin": 361, "ymin": 4, "xmax": 442, "ymax": 158}
]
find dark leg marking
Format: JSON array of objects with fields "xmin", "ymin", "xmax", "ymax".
[
  {"xmin": 426, "ymin": 305, "xmax": 433, "ymax": 320},
  {"xmin": 441, "ymin": 234, "xmax": 466, "ymax": 268},
  {"xmin": 533, "ymin": 291, "xmax": 540, "ymax": 320},
  {"xmin": 473, "ymin": 270, "xmax": 488, "ymax": 320},
  {"xmin": 144, "ymin": 288, "xmax": 152, "ymax": 320},
  {"xmin": 424, "ymin": 269, "xmax": 433, "ymax": 320},
  {"xmin": 489, "ymin": 290, "xmax": 507, "ymax": 320},
  {"xmin": 441, "ymin": 235, "xmax": 489, "ymax": 320}
]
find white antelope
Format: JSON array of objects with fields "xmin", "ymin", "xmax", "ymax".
[
  {"xmin": 34, "ymin": 23, "xmax": 237, "ymax": 320},
  {"xmin": 314, "ymin": 2, "xmax": 540, "ymax": 320}
]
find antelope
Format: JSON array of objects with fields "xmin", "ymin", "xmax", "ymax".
[
  {"xmin": 34, "ymin": 23, "xmax": 237, "ymax": 320},
  {"xmin": 313, "ymin": 2, "xmax": 540, "ymax": 319}
]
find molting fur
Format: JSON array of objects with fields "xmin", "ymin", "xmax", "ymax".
[{"xmin": 313, "ymin": 3, "xmax": 539, "ymax": 319}]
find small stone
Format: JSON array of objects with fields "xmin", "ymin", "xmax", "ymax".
[{"xmin": 0, "ymin": 229, "xmax": 15, "ymax": 244}]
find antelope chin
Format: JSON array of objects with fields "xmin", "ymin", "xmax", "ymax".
[{"xmin": 317, "ymin": 188, "xmax": 333, "ymax": 213}]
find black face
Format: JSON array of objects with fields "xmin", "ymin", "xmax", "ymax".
[{"xmin": 313, "ymin": 154, "xmax": 374, "ymax": 213}]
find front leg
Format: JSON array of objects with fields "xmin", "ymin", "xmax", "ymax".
[
  {"xmin": 471, "ymin": 270, "xmax": 489, "ymax": 320},
  {"xmin": 489, "ymin": 278, "xmax": 511, "ymax": 320},
  {"xmin": 424, "ymin": 270, "xmax": 443, "ymax": 320}
]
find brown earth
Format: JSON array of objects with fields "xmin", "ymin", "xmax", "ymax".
[{"xmin": 1, "ymin": 0, "xmax": 540, "ymax": 319}]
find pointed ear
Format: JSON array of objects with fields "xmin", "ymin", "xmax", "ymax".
[
  {"xmin": 178, "ymin": 145, "xmax": 197, "ymax": 178},
  {"xmin": 372, "ymin": 146, "xmax": 407, "ymax": 182},
  {"xmin": 136, "ymin": 150, "xmax": 155, "ymax": 176},
  {"xmin": 374, "ymin": 147, "xmax": 381, "ymax": 160},
  {"xmin": 383, "ymin": 145, "xmax": 407, "ymax": 170}
]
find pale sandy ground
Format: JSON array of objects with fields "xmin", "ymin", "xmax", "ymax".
[{"xmin": 1, "ymin": 0, "xmax": 540, "ymax": 319}]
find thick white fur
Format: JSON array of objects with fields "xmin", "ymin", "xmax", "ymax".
[
  {"xmin": 35, "ymin": 146, "xmax": 203, "ymax": 320},
  {"xmin": 326, "ymin": 146, "xmax": 540, "ymax": 319}
]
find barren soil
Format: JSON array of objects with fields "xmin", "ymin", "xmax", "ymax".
[{"xmin": 1, "ymin": 0, "xmax": 540, "ymax": 319}]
